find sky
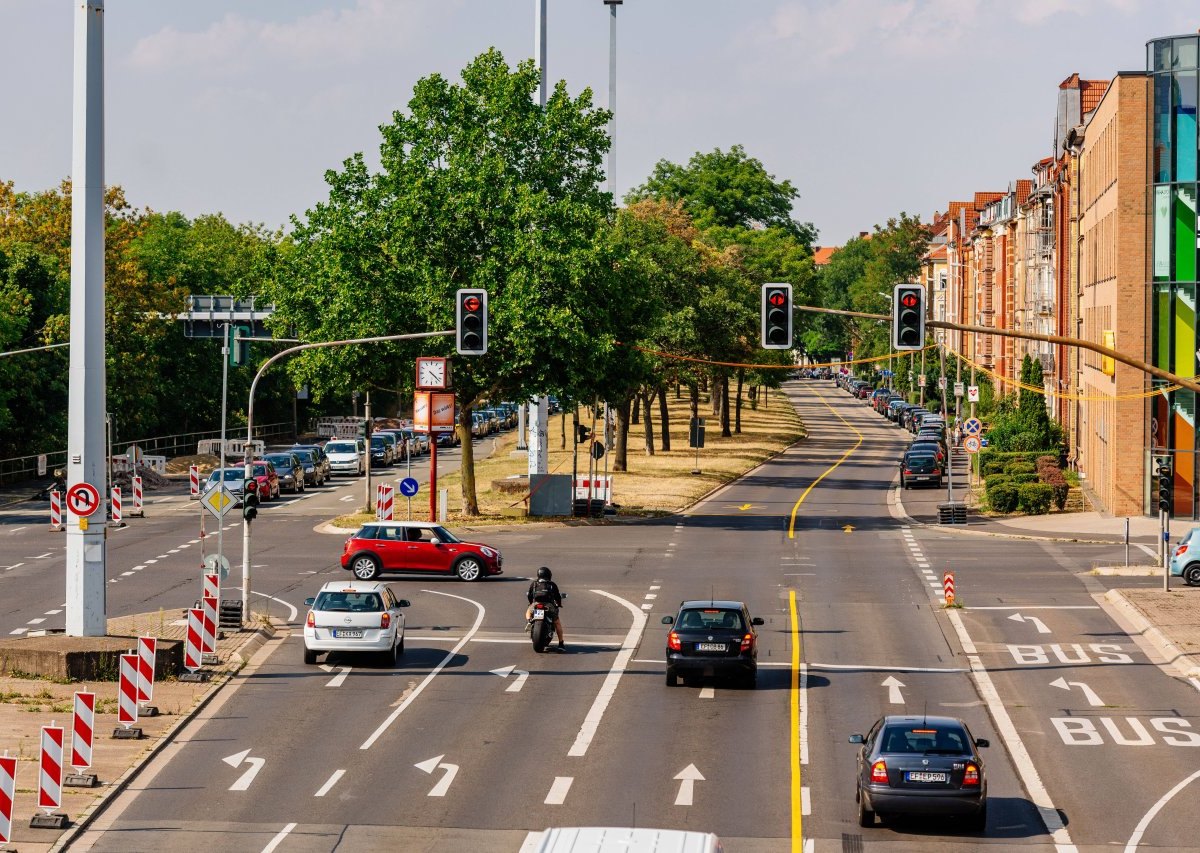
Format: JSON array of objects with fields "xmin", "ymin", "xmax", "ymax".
[{"xmin": 1, "ymin": 1, "xmax": 1195, "ymax": 246}]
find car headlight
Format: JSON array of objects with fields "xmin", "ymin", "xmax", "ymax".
[{"xmin": 479, "ymin": 546, "xmax": 496, "ymax": 558}]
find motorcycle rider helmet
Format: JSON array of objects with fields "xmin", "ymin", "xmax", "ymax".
[{"xmin": 536, "ymin": 566, "xmax": 553, "ymax": 581}]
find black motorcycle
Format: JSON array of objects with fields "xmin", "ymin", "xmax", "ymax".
[{"xmin": 528, "ymin": 593, "xmax": 566, "ymax": 653}]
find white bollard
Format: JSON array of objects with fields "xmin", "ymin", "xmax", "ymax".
[
  {"xmin": 130, "ymin": 475, "xmax": 144, "ymax": 517},
  {"xmin": 439, "ymin": 488, "xmax": 448, "ymax": 523}
]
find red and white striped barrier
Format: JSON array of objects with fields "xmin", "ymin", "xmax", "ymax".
[
  {"xmin": 71, "ymin": 691, "xmax": 95, "ymax": 772},
  {"xmin": 130, "ymin": 475, "xmax": 144, "ymax": 517},
  {"xmin": 202, "ymin": 570, "xmax": 220, "ymax": 603},
  {"xmin": 50, "ymin": 489, "xmax": 64, "ymax": 531},
  {"xmin": 185, "ymin": 608, "xmax": 204, "ymax": 672},
  {"xmin": 117, "ymin": 653, "xmax": 139, "ymax": 729},
  {"xmin": 0, "ymin": 753, "xmax": 15, "ymax": 843},
  {"xmin": 943, "ymin": 571, "xmax": 956, "ymax": 605},
  {"xmin": 38, "ymin": 724, "xmax": 64, "ymax": 813},
  {"xmin": 376, "ymin": 484, "xmax": 394, "ymax": 520},
  {"xmin": 189, "ymin": 464, "xmax": 200, "ymax": 499},
  {"xmin": 137, "ymin": 636, "xmax": 157, "ymax": 704},
  {"xmin": 110, "ymin": 486, "xmax": 123, "ymax": 526},
  {"xmin": 201, "ymin": 595, "xmax": 218, "ymax": 655}
]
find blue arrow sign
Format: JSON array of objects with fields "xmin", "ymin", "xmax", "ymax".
[{"xmin": 399, "ymin": 477, "xmax": 419, "ymax": 497}]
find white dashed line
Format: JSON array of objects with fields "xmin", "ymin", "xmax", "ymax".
[
  {"xmin": 34, "ymin": 553, "xmax": 51, "ymax": 559},
  {"xmin": 44, "ymin": 610, "xmax": 61, "ymax": 615},
  {"xmin": 699, "ymin": 687, "xmax": 714, "ymax": 699},
  {"xmin": 641, "ymin": 604, "xmax": 653, "ymax": 611},
  {"xmin": 188, "ymin": 539, "xmax": 200, "ymax": 544},
  {"xmin": 314, "ymin": 769, "xmax": 345, "ymax": 797},
  {"xmin": 27, "ymin": 618, "xmax": 45, "ymax": 625},
  {"xmin": 9, "ymin": 628, "xmax": 29, "ymax": 635},
  {"xmin": 145, "ymin": 559, "xmax": 157, "ymax": 564},
  {"xmin": 649, "ymin": 585, "xmax": 660, "ymax": 590},
  {"xmin": 644, "ymin": 594, "xmax": 657, "ymax": 600},
  {"xmin": 545, "ymin": 776, "xmax": 573, "ymax": 805},
  {"xmin": 121, "ymin": 571, "xmax": 134, "ymax": 577}
]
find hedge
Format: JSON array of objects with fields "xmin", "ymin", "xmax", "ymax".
[
  {"xmin": 1037, "ymin": 461, "xmax": 1070, "ymax": 511},
  {"xmin": 982, "ymin": 460, "xmax": 1008, "ymax": 477},
  {"xmin": 987, "ymin": 482, "xmax": 1019, "ymax": 513},
  {"xmin": 1005, "ymin": 461, "xmax": 1037, "ymax": 476},
  {"xmin": 1011, "ymin": 472, "xmax": 1039, "ymax": 484},
  {"xmin": 984, "ymin": 474, "xmax": 1011, "ymax": 489},
  {"xmin": 1018, "ymin": 482, "xmax": 1053, "ymax": 514},
  {"xmin": 978, "ymin": 449, "xmax": 1056, "ymax": 472}
]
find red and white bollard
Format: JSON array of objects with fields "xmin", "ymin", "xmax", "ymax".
[
  {"xmin": 184, "ymin": 608, "xmax": 204, "ymax": 672},
  {"xmin": 376, "ymin": 484, "xmax": 394, "ymax": 521},
  {"xmin": 38, "ymin": 724, "xmax": 64, "ymax": 813},
  {"xmin": 943, "ymin": 571, "xmax": 956, "ymax": 605},
  {"xmin": 201, "ymin": 595, "xmax": 218, "ymax": 657},
  {"xmin": 117, "ymin": 654, "xmax": 139, "ymax": 731},
  {"xmin": 202, "ymin": 571, "xmax": 220, "ymax": 603},
  {"xmin": 49, "ymin": 489, "xmax": 65, "ymax": 531},
  {"xmin": 110, "ymin": 486, "xmax": 123, "ymax": 527},
  {"xmin": 189, "ymin": 464, "xmax": 200, "ymax": 499},
  {"xmin": 70, "ymin": 691, "xmax": 95, "ymax": 773},
  {"xmin": 130, "ymin": 475, "xmax": 144, "ymax": 517},
  {"xmin": 0, "ymin": 752, "xmax": 15, "ymax": 844},
  {"xmin": 137, "ymin": 636, "xmax": 157, "ymax": 705}
]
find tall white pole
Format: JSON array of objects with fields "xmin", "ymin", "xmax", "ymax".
[
  {"xmin": 528, "ymin": 0, "xmax": 549, "ymax": 476},
  {"xmin": 607, "ymin": 0, "xmax": 618, "ymax": 197},
  {"xmin": 65, "ymin": 0, "xmax": 107, "ymax": 636}
]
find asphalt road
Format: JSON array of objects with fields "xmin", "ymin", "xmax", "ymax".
[{"xmin": 5, "ymin": 386, "xmax": 1200, "ymax": 852}]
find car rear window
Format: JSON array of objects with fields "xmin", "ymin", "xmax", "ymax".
[
  {"xmin": 881, "ymin": 725, "xmax": 968, "ymax": 754},
  {"xmin": 326, "ymin": 442, "xmax": 355, "ymax": 453},
  {"xmin": 677, "ymin": 609, "xmax": 744, "ymax": 630},
  {"xmin": 904, "ymin": 456, "xmax": 937, "ymax": 472},
  {"xmin": 314, "ymin": 591, "xmax": 383, "ymax": 612}
]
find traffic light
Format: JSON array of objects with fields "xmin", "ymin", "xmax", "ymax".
[
  {"xmin": 761, "ymin": 283, "xmax": 793, "ymax": 350},
  {"xmin": 243, "ymin": 483, "xmax": 260, "ymax": 521},
  {"xmin": 891, "ymin": 284, "xmax": 926, "ymax": 351},
  {"xmin": 229, "ymin": 324, "xmax": 251, "ymax": 367},
  {"xmin": 1157, "ymin": 459, "xmax": 1173, "ymax": 515},
  {"xmin": 456, "ymin": 288, "xmax": 488, "ymax": 355}
]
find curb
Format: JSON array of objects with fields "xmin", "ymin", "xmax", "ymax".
[
  {"xmin": 1102, "ymin": 589, "xmax": 1200, "ymax": 679},
  {"xmin": 48, "ymin": 619, "xmax": 280, "ymax": 852}
]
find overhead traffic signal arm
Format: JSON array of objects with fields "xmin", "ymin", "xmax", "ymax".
[{"xmin": 761, "ymin": 283, "xmax": 793, "ymax": 350}]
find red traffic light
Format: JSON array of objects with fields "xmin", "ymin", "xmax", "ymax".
[
  {"xmin": 462, "ymin": 295, "xmax": 481, "ymax": 312},
  {"xmin": 900, "ymin": 292, "xmax": 919, "ymax": 308},
  {"xmin": 768, "ymin": 291, "xmax": 786, "ymax": 307}
]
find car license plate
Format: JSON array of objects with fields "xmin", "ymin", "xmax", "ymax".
[
  {"xmin": 532, "ymin": 610, "xmax": 546, "ymax": 620},
  {"xmin": 332, "ymin": 629, "xmax": 363, "ymax": 638},
  {"xmin": 696, "ymin": 642, "xmax": 726, "ymax": 652},
  {"xmin": 905, "ymin": 771, "xmax": 947, "ymax": 783}
]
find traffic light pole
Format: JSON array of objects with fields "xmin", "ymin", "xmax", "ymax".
[{"xmin": 239, "ymin": 329, "xmax": 454, "ymax": 625}]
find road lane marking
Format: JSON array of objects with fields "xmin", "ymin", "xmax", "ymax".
[
  {"xmin": 790, "ymin": 589, "xmax": 803, "ymax": 852},
  {"xmin": 644, "ymin": 593, "xmax": 657, "ymax": 600},
  {"xmin": 44, "ymin": 609, "xmax": 61, "ymax": 615},
  {"xmin": 1125, "ymin": 768, "xmax": 1200, "ymax": 852},
  {"xmin": 808, "ymin": 662, "xmax": 967, "ymax": 673},
  {"xmin": 698, "ymin": 687, "xmax": 714, "ymax": 699},
  {"xmin": 545, "ymin": 776, "xmax": 573, "ymax": 805},
  {"xmin": 26, "ymin": 618, "xmax": 45, "ymax": 625},
  {"xmin": 319, "ymin": 664, "xmax": 352, "ymax": 688},
  {"xmin": 674, "ymin": 764, "xmax": 704, "ymax": 806},
  {"xmin": 9, "ymin": 628, "xmax": 28, "ymax": 635},
  {"xmin": 787, "ymin": 389, "xmax": 864, "ymax": 538},
  {"xmin": 261, "ymin": 822, "xmax": 296, "ymax": 853},
  {"xmin": 223, "ymin": 749, "xmax": 266, "ymax": 791},
  {"xmin": 250, "ymin": 590, "xmax": 298, "ymax": 623},
  {"xmin": 414, "ymin": 755, "xmax": 458, "ymax": 796},
  {"xmin": 802, "ymin": 786, "xmax": 810, "ymax": 815},
  {"xmin": 121, "ymin": 571, "xmax": 134, "ymax": 577},
  {"xmin": 4, "ymin": 563, "xmax": 24, "ymax": 572},
  {"xmin": 971, "ymin": 605, "xmax": 1098, "ymax": 610},
  {"xmin": 567, "ymin": 589, "xmax": 647, "ymax": 757},
  {"xmin": 314, "ymin": 769, "xmax": 345, "ymax": 797},
  {"xmin": 641, "ymin": 604, "xmax": 653, "ymax": 611},
  {"xmin": 34, "ymin": 552, "xmax": 51, "ymax": 559},
  {"xmin": 946, "ymin": 609, "xmax": 1075, "ymax": 851},
  {"xmin": 360, "ymin": 590, "xmax": 485, "ymax": 750}
]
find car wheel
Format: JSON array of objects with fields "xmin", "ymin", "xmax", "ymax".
[
  {"xmin": 455, "ymin": 557, "xmax": 483, "ymax": 581},
  {"xmin": 1185, "ymin": 565, "xmax": 1200, "ymax": 586},
  {"xmin": 967, "ymin": 802, "xmax": 987, "ymax": 832},
  {"xmin": 665, "ymin": 668, "xmax": 678, "ymax": 687},
  {"xmin": 857, "ymin": 790, "xmax": 875, "ymax": 827},
  {"xmin": 741, "ymin": 668, "xmax": 758, "ymax": 689},
  {"xmin": 303, "ymin": 646, "xmax": 319, "ymax": 665},
  {"xmin": 350, "ymin": 555, "xmax": 380, "ymax": 581},
  {"xmin": 297, "ymin": 479, "xmax": 305, "ymax": 493},
  {"xmin": 381, "ymin": 639, "xmax": 399, "ymax": 667},
  {"xmin": 397, "ymin": 635, "xmax": 405, "ymax": 655}
]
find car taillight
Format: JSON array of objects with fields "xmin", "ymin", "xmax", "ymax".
[
  {"xmin": 305, "ymin": 611, "xmax": 314, "ymax": 628},
  {"xmin": 380, "ymin": 612, "xmax": 391, "ymax": 629},
  {"xmin": 343, "ymin": 538, "xmax": 352, "ymax": 553},
  {"xmin": 963, "ymin": 763, "xmax": 980, "ymax": 787},
  {"xmin": 870, "ymin": 760, "xmax": 889, "ymax": 784},
  {"xmin": 933, "ymin": 469, "xmax": 941, "ymax": 476},
  {"xmin": 667, "ymin": 631, "xmax": 681, "ymax": 651},
  {"xmin": 1176, "ymin": 544, "xmax": 1189, "ymax": 557},
  {"xmin": 904, "ymin": 469, "xmax": 913, "ymax": 475},
  {"xmin": 740, "ymin": 633, "xmax": 754, "ymax": 652}
]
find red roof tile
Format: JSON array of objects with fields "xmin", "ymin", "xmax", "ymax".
[
  {"xmin": 1015, "ymin": 179, "xmax": 1033, "ymax": 206},
  {"xmin": 1080, "ymin": 79, "xmax": 1110, "ymax": 114},
  {"xmin": 812, "ymin": 246, "xmax": 837, "ymax": 266}
]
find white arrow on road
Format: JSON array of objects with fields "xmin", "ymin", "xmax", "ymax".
[
  {"xmin": 490, "ymin": 665, "xmax": 530, "ymax": 693},
  {"xmin": 415, "ymin": 754, "xmax": 459, "ymax": 797},
  {"xmin": 1009, "ymin": 612, "xmax": 1051, "ymax": 634},
  {"xmin": 881, "ymin": 675, "xmax": 906, "ymax": 705},
  {"xmin": 1050, "ymin": 677, "xmax": 1105, "ymax": 706},
  {"xmin": 319, "ymin": 664, "xmax": 352, "ymax": 688},
  {"xmin": 674, "ymin": 764, "xmax": 705, "ymax": 806},
  {"xmin": 222, "ymin": 749, "xmax": 266, "ymax": 791}
]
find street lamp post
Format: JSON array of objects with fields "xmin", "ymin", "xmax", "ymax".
[{"xmin": 604, "ymin": 0, "xmax": 621, "ymax": 197}]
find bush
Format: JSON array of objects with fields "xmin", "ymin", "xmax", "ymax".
[
  {"xmin": 1038, "ymin": 463, "xmax": 1070, "ymax": 511},
  {"xmin": 1036, "ymin": 455, "xmax": 1058, "ymax": 469},
  {"xmin": 987, "ymin": 482, "xmax": 1019, "ymax": 513},
  {"xmin": 982, "ymin": 460, "xmax": 1008, "ymax": 477},
  {"xmin": 984, "ymin": 474, "xmax": 1011, "ymax": 489},
  {"xmin": 1005, "ymin": 461, "xmax": 1037, "ymax": 476},
  {"xmin": 1017, "ymin": 483, "xmax": 1053, "ymax": 514},
  {"xmin": 1011, "ymin": 472, "xmax": 1039, "ymax": 484}
]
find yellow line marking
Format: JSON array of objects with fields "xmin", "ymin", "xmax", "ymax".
[
  {"xmin": 790, "ymin": 589, "xmax": 802, "ymax": 852},
  {"xmin": 787, "ymin": 388, "xmax": 865, "ymax": 538}
]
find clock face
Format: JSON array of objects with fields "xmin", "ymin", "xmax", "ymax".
[{"xmin": 417, "ymin": 358, "xmax": 446, "ymax": 389}]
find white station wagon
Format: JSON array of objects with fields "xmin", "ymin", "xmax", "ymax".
[{"xmin": 302, "ymin": 581, "xmax": 409, "ymax": 666}]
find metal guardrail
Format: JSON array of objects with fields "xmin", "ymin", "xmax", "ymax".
[{"xmin": 0, "ymin": 421, "xmax": 294, "ymax": 485}]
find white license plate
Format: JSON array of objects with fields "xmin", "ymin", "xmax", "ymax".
[
  {"xmin": 532, "ymin": 611, "xmax": 546, "ymax": 620},
  {"xmin": 696, "ymin": 643, "xmax": 726, "ymax": 652},
  {"xmin": 332, "ymin": 629, "xmax": 363, "ymax": 638},
  {"xmin": 905, "ymin": 771, "xmax": 947, "ymax": 783}
]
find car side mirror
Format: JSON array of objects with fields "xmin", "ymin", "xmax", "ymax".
[
  {"xmin": 751, "ymin": 617, "xmax": 764, "ymax": 626},
  {"xmin": 560, "ymin": 593, "xmax": 568, "ymax": 600},
  {"xmin": 429, "ymin": 537, "xmax": 441, "ymax": 545},
  {"xmin": 397, "ymin": 599, "xmax": 411, "ymax": 608},
  {"xmin": 661, "ymin": 615, "xmax": 674, "ymax": 625},
  {"xmin": 303, "ymin": 597, "xmax": 315, "ymax": 607},
  {"xmin": 974, "ymin": 738, "xmax": 989, "ymax": 748},
  {"xmin": 848, "ymin": 734, "xmax": 864, "ymax": 744}
]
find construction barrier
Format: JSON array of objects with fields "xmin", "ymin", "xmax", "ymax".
[
  {"xmin": 130, "ymin": 475, "xmax": 144, "ymax": 517},
  {"xmin": 0, "ymin": 754, "xmax": 14, "ymax": 843},
  {"xmin": 202, "ymin": 571, "xmax": 219, "ymax": 603},
  {"xmin": 376, "ymin": 484, "xmax": 394, "ymax": 521},
  {"xmin": 50, "ymin": 489, "xmax": 64, "ymax": 531},
  {"xmin": 943, "ymin": 571, "xmax": 956, "ymax": 605},
  {"xmin": 110, "ymin": 487, "xmax": 122, "ymax": 527},
  {"xmin": 117, "ymin": 654, "xmax": 139, "ymax": 729},
  {"xmin": 136, "ymin": 637, "xmax": 156, "ymax": 704},
  {"xmin": 38, "ymin": 724, "xmax": 64, "ymax": 813},
  {"xmin": 184, "ymin": 609, "xmax": 204, "ymax": 672},
  {"xmin": 201, "ymin": 595, "xmax": 218, "ymax": 656},
  {"xmin": 70, "ymin": 691, "xmax": 95, "ymax": 772},
  {"xmin": 189, "ymin": 465, "xmax": 200, "ymax": 499}
]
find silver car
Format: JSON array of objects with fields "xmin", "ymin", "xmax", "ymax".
[
  {"xmin": 302, "ymin": 581, "xmax": 410, "ymax": 665},
  {"xmin": 324, "ymin": 439, "xmax": 364, "ymax": 476}
]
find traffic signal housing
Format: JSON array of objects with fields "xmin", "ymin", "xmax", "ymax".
[
  {"xmin": 243, "ymin": 483, "xmax": 260, "ymax": 521},
  {"xmin": 229, "ymin": 324, "xmax": 251, "ymax": 367},
  {"xmin": 891, "ymin": 284, "xmax": 926, "ymax": 351},
  {"xmin": 761, "ymin": 283, "xmax": 793, "ymax": 350},
  {"xmin": 1157, "ymin": 459, "xmax": 1173, "ymax": 515},
  {"xmin": 456, "ymin": 288, "xmax": 488, "ymax": 355},
  {"xmin": 576, "ymin": 424, "xmax": 591, "ymax": 444}
]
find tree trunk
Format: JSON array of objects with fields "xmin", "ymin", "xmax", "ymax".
[
  {"xmin": 457, "ymin": 404, "xmax": 479, "ymax": 515},
  {"xmin": 689, "ymin": 382, "xmax": 699, "ymax": 420},
  {"xmin": 675, "ymin": 383, "xmax": 682, "ymax": 399},
  {"xmin": 658, "ymin": 384, "xmax": 671, "ymax": 451},
  {"xmin": 711, "ymin": 372, "xmax": 721, "ymax": 416},
  {"xmin": 631, "ymin": 397, "xmax": 640, "ymax": 425},
  {"xmin": 735, "ymin": 369, "xmax": 744, "ymax": 434},
  {"xmin": 561, "ymin": 410, "xmax": 566, "ymax": 450},
  {"xmin": 721, "ymin": 375, "xmax": 732, "ymax": 437},
  {"xmin": 613, "ymin": 397, "xmax": 631, "ymax": 472},
  {"xmin": 642, "ymin": 391, "xmax": 655, "ymax": 455}
]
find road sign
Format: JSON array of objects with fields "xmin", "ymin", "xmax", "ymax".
[
  {"xmin": 399, "ymin": 477, "xmax": 419, "ymax": 497},
  {"xmin": 65, "ymin": 482, "xmax": 101, "ymax": 517},
  {"xmin": 953, "ymin": 381, "xmax": 965, "ymax": 398},
  {"xmin": 203, "ymin": 553, "xmax": 231, "ymax": 580},
  {"xmin": 962, "ymin": 417, "xmax": 983, "ymax": 436},
  {"xmin": 943, "ymin": 572, "xmax": 956, "ymax": 605},
  {"xmin": 963, "ymin": 436, "xmax": 982, "ymax": 453},
  {"xmin": 938, "ymin": 376, "xmax": 946, "ymax": 390},
  {"xmin": 967, "ymin": 385, "xmax": 980, "ymax": 403},
  {"xmin": 201, "ymin": 486, "xmax": 236, "ymax": 519},
  {"xmin": 37, "ymin": 454, "xmax": 47, "ymax": 477}
]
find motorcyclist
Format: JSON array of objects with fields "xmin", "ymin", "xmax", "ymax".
[{"xmin": 526, "ymin": 566, "xmax": 566, "ymax": 651}]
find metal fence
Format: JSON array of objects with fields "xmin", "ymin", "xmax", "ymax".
[{"xmin": 0, "ymin": 421, "xmax": 294, "ymax": 485}]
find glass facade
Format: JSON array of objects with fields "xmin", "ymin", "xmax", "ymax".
[{"xmin": 1150, "ymin": 36, "xmax": 1200, "ymax": 516}]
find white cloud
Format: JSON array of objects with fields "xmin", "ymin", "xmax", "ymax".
[{"xmin": 1012, "ymin": 0, "xmax": 1147, "ymax": 25}]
